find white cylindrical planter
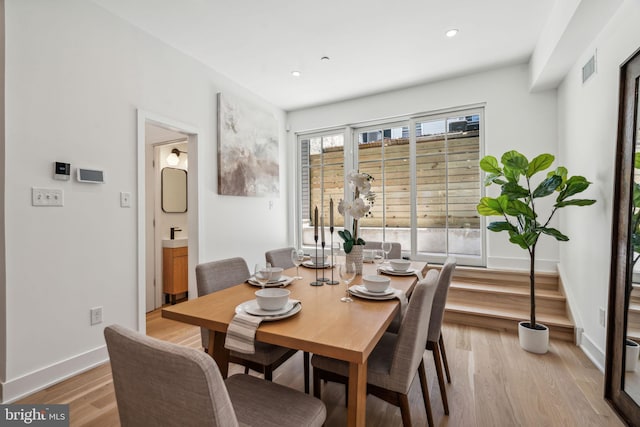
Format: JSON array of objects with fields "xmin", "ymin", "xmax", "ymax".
[
  {"xmin": 518, "ymin": 321, "xmax": 549, "ymax": 354},
  {"xmin": 626, "ymin": 339, "xmax": 640, "ymax": 371}
]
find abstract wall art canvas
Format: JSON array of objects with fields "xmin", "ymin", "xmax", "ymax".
[{"xmin": 217, "ymin": 93, "xmax": 280, "ymax": 197}]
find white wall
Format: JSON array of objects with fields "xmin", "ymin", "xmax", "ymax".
[
  {"xmin": 1, "ymin": 0, "xmax": 288, "ymax": 401},
  {"xmin": 287, "ymin": 64, "xmax": 559, "ymax": 271},
  {"xmin": 557, "ymin": 0, "xmax": 640, "ymax": 368}
]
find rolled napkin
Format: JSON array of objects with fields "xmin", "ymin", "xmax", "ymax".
[{"xmin": 224, "ymin": 312, "xmax": 264, "ymax": 354}]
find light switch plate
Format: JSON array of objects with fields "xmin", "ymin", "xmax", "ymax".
[
  {"xmin": 120, "ymin": 192, "xmax": 131, "ymax": 208},
  {"xmin": 32, "ymin": 187, "xmax": 64, "ymax": 207}
]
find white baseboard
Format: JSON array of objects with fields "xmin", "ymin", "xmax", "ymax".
[
  {"xmin": 486, "ymin": 256, "xmax": 558, "ymax": 272},
  {"xmin": 580, "ymin": 331, "xmax": 606, "ymax": 372},
  {"xmin": 0, "ymin": 345, "xmax": 108, "ymax": 403}
]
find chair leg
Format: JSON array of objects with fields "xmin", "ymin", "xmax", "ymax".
[
  {"xmin": 244, "ymin": 366, "xmax": 249, "ymax": 374},
  {"xmin": 398, "ymin": 393, "xmax": 413, "ymax": 427},
  {"xmin": 265, "ymin": 366, "xmax": 273, "ymax": 381},
  {"xmin": 304, "ymin": 351, "xmax": 310, "ymax": 394},
  {"xmin": 312, "ymin": 368, "xmax": 322, "ymax": 399},
  {"xmin": 431, "ymin": 343, "xmax": 449, "ymax": 415},
  {"xmin": 439, "ymin": 334, "xmax": 451, "ymax": 383},
  {"xmin": 418, "ymin": 359, "xmax": 434, "ymax": 427}
]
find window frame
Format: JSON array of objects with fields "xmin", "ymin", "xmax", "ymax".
[{"xmin": 294, "ymin": 105, "xmax": 486, "ymax": 267}]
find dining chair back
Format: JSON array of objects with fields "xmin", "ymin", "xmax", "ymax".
[
  {"xmin": 364, "ymin": 241, "xmax": 402, "ymax": 259},
  {"xmin": 426, "ymin": 257, "xmax": 456, "ymax": 415},
  {"xmin": 196, "ymin": 257, "xmax": 250, "ymax": 349},
  {"xmin": 105, "ymin": 324, "xmax": 238, "ymax": 427},
  {"xmin": 389, "ymin": 269, "xmax": 439, "ymax": 393},
  {"xmin": 104, "ymin": 325, "xmax": 326, "ymax": 427},
  {"xmin": 195, "ymin": 257, "xmax": 303, "ymax": 390},
  {"xmin": 312, "ymin": 268, "xmax": 440, "ymax": 426},
  {"xmin": 265, "ymin": 247, "xmax": 295, "ymax": 269}
]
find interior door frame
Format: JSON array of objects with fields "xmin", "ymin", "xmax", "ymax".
[{"xmin": 136, "ymin": 109, "xmax": 199, "ymax": 332}]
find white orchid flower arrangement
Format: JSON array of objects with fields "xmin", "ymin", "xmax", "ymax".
[{"xmin": 337, "ymin": 171, "xmax": 376, "ymax": 253}]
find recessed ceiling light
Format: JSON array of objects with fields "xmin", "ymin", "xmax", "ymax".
[
  {"xmin": 291, "ymin": 70, "xmax": 301, "ymax": 77},
  {"xmin": 445, "ymin": 28, "xmax": 459, "ymax": 38},
  {"xmin": 321, "ymin": 56, "xmax": 330, "ymax": 61}
]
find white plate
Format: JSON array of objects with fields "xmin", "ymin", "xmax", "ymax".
[
  {"xmin": 247, "ymin": 275, "xmax": 291, "ymax": 287},
  {"xmin": 348, "ymin": 286, "xmax": 398, "ymax": 301},
  {"xmin": 378, "ymin": 266, "xmax": 417, "ymax": 276},
  {"xmin": 236, "ymin": 299, "xmax": 302, "ymax": 321},
  {"xmin": 353, "ymin": 285, "xmax": 395, "ymax": 296},
  {"xmin": 302, "ymin": 261, "xmax": 331, "ymax": 269}
]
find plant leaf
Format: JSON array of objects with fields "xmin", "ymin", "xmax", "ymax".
[
  {"xmin": 635, "ymin": 153, "xmax": 640, "ymax": 169},
  {"xmin": 533, "ymin": 175, "xmax": 563, "ymax": 198},
  {"xmin": 558, "ymin": 176, "xmax": 592, "ymax": 200},
  {"xmin": 501, "ymin": 151, "xmax": 529, "ymax": 173},
  {"xmin": 505, "ymin": 199, "xmax": 535, "ymax": 219},
  {"xmin": 487, "ymin": 221, "xmax": 517, "ymax": 232},
  {"xmin": 539, "ymin": 227, "xmax": 569, "ymax": 241},
  {"xmin": 527, "ymin": 154, "xmax": 554, "ymax": 177},
  {"xmin": 477, "ymin": 196, "xmax": 507, "ymax": 216},
  {"xmin": 501, "ymin": 182, "xmax": 529, "ymax": 200},
  {"xmin": 507, "ymin": 233, "xmax": 530, "ymax": 250},
  {"xmin": 480, "ymin": 156, "xmax": 502, "ymax": 174},
  {"xmin": 503, "ymin": 166, "xmax": 521, "ymax": 183},
  {"xmin": 343, "ymin": 240, "xmax": 353, "ymax": 253},
  {"xmin": 484, "ymin": 173, "xmax": 507, "ymax": 187},
  {"xmin": 634, "ymin": 183, "xmax": 640, "ymax": 207},
  {"xmin": 555, "ymin": 199, "xmax": 596, "ymax": 207}
]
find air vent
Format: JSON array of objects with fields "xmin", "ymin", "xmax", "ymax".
[{"xmin": 582, "ymin": 52, "xmax": 597, "ymax": 84}]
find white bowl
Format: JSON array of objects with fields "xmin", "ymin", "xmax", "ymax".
[
  {"xmin": 362, "ymin": 275, "xmax": 391, "ymax": 293},
  {"xmin": 268, "ymin": 267, "xmax": 283, "ymax": 281},
  {"xmin": 389, "ymin": 259, "xmax": 411, "ymax": 272},
  {"xmin": 255, "ymin": 288, "xmax": 290, "ymax": 311},
  {"xmin": 310, "ymin": 254, "xmax": 327, "ymax": 266}
]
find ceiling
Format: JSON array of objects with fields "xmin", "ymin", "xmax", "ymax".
[{"xmin": 93, "ymin": 0, "xmax": 557, "ymax": 111}]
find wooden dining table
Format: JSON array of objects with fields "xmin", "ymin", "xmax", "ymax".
[{"xmin": 162, "ymin": 259, "xmax": 428, "ymax": 427}]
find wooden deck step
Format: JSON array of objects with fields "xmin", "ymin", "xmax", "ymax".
[
  {"xmin": 627, "ymin": 327, "xmax": 640, "ymax": 343},
  {"xmin": 432, "ymin": 265, "xmax": 575, "ymax": 343},
  {"xmin": 447, "ymin": 266, "xmax": 560, "ymax": 291},
  {"xmin": 448, "ymin": 281, "xmax": 567, "ymax": 316},
  {"xmin": 628, "ymin": 303, "xmax": 640, "ymax": 330},
  {"xmin": 445, "ymin": 301, "xmax": 574, "ymax": 342}
]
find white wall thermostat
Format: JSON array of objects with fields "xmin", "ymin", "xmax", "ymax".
[
  {"xmin": 54, "ymin": 162, "xmax": 71, "ymax": 181},
  {"xmin": 77, "ymin": 168, "xmax": 105, "ymax": 184}
]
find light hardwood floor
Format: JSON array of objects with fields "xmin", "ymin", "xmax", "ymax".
[{"xmin": 17, "ymin": 309, "xmax": 624, "ymax": 426}]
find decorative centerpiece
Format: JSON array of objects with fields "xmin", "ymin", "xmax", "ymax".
[{"xmin": 338, "ymin": 171, "xmax": 376, "ymax": 275}]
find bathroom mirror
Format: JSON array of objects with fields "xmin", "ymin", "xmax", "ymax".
[
  {"xmin": 162, "ymin": 167, "xmax": 187, "ymax": 213},
  {"xmin": 605, "ymin": 47, "xmax": 640, "ymax": 424}
]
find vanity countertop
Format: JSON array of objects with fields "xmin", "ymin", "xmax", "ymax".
[{"xmin": 162, "ymin": 238, "xmax": 188, "ymax": 248}]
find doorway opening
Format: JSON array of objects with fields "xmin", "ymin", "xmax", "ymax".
[{"xmin": 137, "ymin": 110, "xmax": 199, "ymax": 332}]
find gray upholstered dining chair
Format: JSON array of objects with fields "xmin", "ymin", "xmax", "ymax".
[
  {"xmin": 426, "ymin": 257, "xmax": 456, "ymax": 416},
  {"xmin": 196, "ymin": 257, "xmax": 300, "ymax": 388},
  {"xmin": 311, "ymin": 269, "xmax": 440, "ymax": 427},
  {"xmin": 364, "ymin": 240, "xmax": 402, "ymax": 259},
  {"xmin": 265, "ymin": 246, "xmax": 311, "ymax": 392},
  {"xmin": 265, "ymin": 247, "xmax": 296, "ymax": 269},
  {"xmin": 104, "ymin": 324, "xmax": 326, "ymax": 427}
]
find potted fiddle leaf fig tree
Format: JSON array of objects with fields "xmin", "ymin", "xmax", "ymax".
[{"xmin": 477, "ymin": 151, "xmax": 596, "ymax": 354}]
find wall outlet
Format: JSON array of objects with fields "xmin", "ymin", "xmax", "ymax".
[
  {"xmin": 32, "ymin": 187, "xmax": 63, "ymax": 207},
  {"xmin": 599, "ymin": 307, "xmax": 606, "ymax": 327},
  {"xmin": 90, "ymin": 307, "xmax": 103, "ymax": 325}
]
